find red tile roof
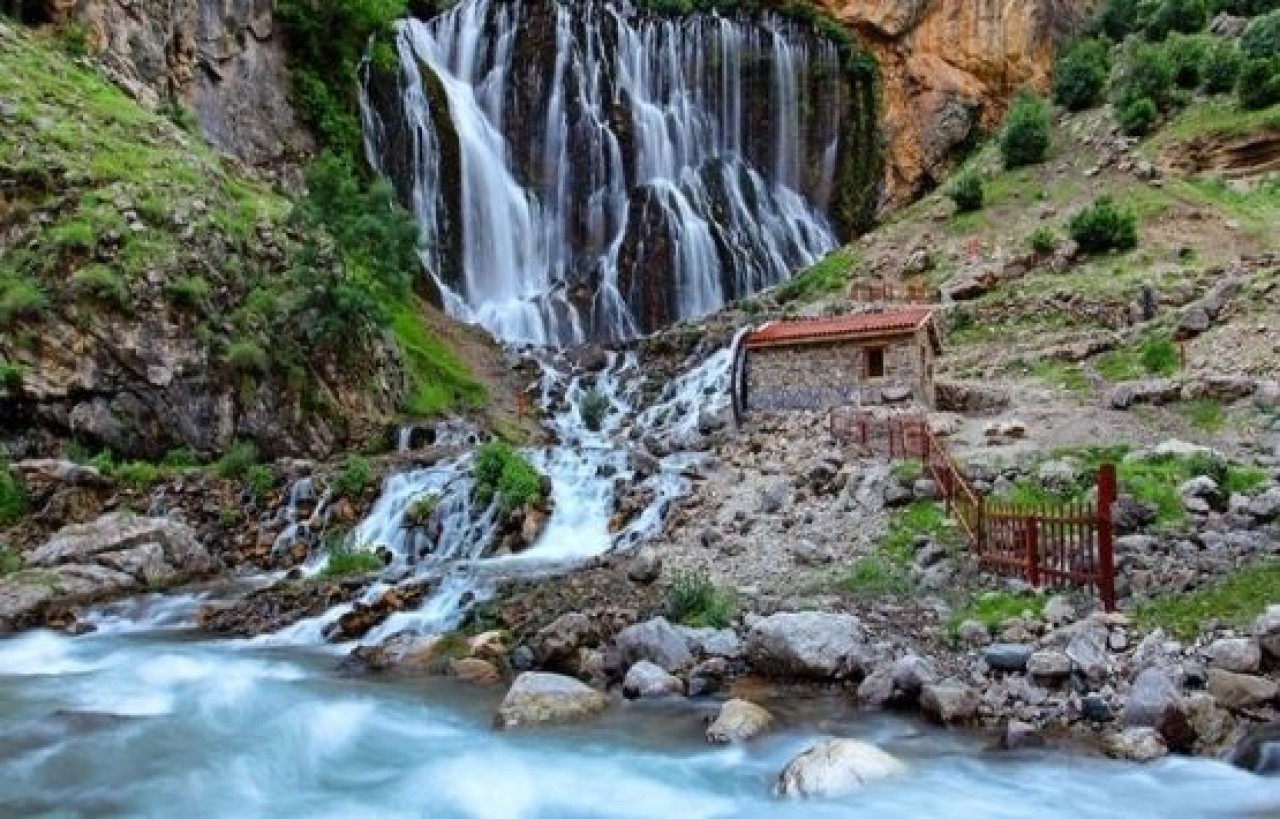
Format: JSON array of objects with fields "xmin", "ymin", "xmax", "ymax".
[{"xmin": 745, "ymin": 308, "xmax": 937, "ymax": 349}]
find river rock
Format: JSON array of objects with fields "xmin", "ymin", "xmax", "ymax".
[
  {"xmin": 1027, "ymin": 650, "xmax": 1071, "ymax": 680},
  {"xmin": 614, "ymin": 617, "xmax": 693, "ymax": 672},
  {"xmin": 1184, "ymin": 692, "xmax": 1235, "ymax": 753},
  {"xmin": 920, "ymin": 680, "xmax": 979, "ymax": 725},
  {"xmin": 1124, "ymin": 667, "xmax": 1191, "ymax": 749},
  {"xmin": 495, "ymin": 672, "xmax": 610, "ymax": 729},
  {"xmin": 1247, "ymin": 488, "xmax": 1280, "ymax": 522},
  {"xmin": 626, "ymin": 547, "xmax": 662, "ymax": 584},
  {"xmin": 533, "ymin": 612, "xmax": 598, "ymax": 672},
  {"xmin": 1253, "ymin": 606, "xmax": 1280, "ymax": 661},
  {"xmin": 30, "ymin": 512, "xmax": 214, "ymax": 577},
  {"xmin": 1207, "ymin": 669, "xmax": 1279, "ymax": 710},
  {"xmin": 706, "ymin": 699, "xmax": 773, "ymax": 744},
  {"xmin": 857, "ymin": 664, "xmax": 896, "ymax": 708},
  {"xmin": 467, "ymin": 630, "xmax": 510, "ymax": 663},
  {"xmin": 678, "ymin": 626, "xmax": 742, "ymax": 659},
  {"xmin": 984, "ymin": 643, "xmax": 1033, "ymax": 673},
  {"xmin": 1204, "ymin": 638, "xmax": 1261, "ymax": 674},
  {"xmin": 745, "ymin": 611, "xmax": 871, "ymax": 679},
  {"xmin": 1107, "ymin": 728, "xmax": 1168, "ymax": 762},
  {"xmin": 1066, "ymin": 625, "xmax": 1111, "ymax": 683},
  {"xmin": 1225, "ymin": 722, "xmax": 1280, "ymax": 775},
  {"xmin": 450, "ymin": 658, "xmax": 502, "ymax": 686},
  {"xmin": 622, "ymin": 660, "xmax": 683, "ymax": 699},
  {"xmin": 774, "ymin": 739, "xmax": 906, "ymax": 800},
  {"xmin": 687, "ymin": 657, "xmax": 730, "ymax": 697},
  {"xmin": 1002, "ymin": 719, "xmax": 1045, "ymax": 751},
  {"xmin": 891, "ymin": 654, "xmax": 936, "ymax": 700},
  {"xmin": 955, "ymin": 619, "xmax": 991, "ymax": 646}
]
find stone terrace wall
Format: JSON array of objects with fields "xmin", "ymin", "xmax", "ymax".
[{"xmin": 745, "ymin": 337, "xmax": 923, "ymax": 411}]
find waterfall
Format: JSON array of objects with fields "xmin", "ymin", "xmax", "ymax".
[{"xmin": 362, "ymin": 0, "xmax": 872, "ymax": 345}]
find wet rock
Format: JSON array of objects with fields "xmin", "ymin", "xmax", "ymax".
[
  {"xmin": 857, "ymin": 665, "xmax": 896, "ymax": 708},
  {"xmin": 891, "ymin": 654, "xmax": 937, "ymax": 700},
  {"xmin": 1125, "ymin": 667, "xmax": 1192, "ymax": 750},
  {"xmin": 745, "ymin": 611, "xmax": 872, "ymax": 679},
  {"xmin": 467, "ymin": 630, "xmax": 511, "ymax": 663},
  {"xmin": 1253, "ymin": 606, "xmax": 1280, "ymax": 661},
  {"xmin": 1225, "ymin": 722, "xmax": 1280, "ymax": 775},
  {"xmin": 706, "ymin": 699, "xmax": 773, "ymax": 744},
  {"xmin": 687, "ymin": 657, "xmax": 730, "ymax": 697},
  {"xmin": 1107, "ymin": 728, "xmax": 1168, "ymax": 762},
  {"xmin": 614, "ymin": 617, "xmax": 694, "ymax": 672},
  {"xmin": 1204, "ymin": 638, "xmax": 1261, "ymax": 674},
  {"xmin": 533, "ymin": 612, "xmax": 598, "ymax": 672},
  {"xmin": 774, "ymin": 739, "xmax": 906, "ymax": 800},
  {"xmin": 450, "ymin": 657, "xmax": 502, "ymax": 686},
  {"xmin": 920, "ymin": 680, "xmax": 979, "ymax": 725},
  {"xmin": 1185, "ymin": 692, "xmax": 1235, "ymax": 753},
  {"xmin": 1026, "ymin": 650, "xmax": 1071, "ymax": 680},
  {"xmin": 679, "ymin": 626, "xmax": 742, "ymax": 659},
  {"xmin": 1081, "ymin": 693, "xmax": 1113, "ymax": 723},
  {"xmin": 622, "ymin": 660, "xmax": 683, "ymax": 699},
  {"xmin": 984, "ymin": 643, "xmax": 1033, "ymax": 674},
  {"xmin": 626, "ymin": 547, "xmax": 662, "ymax": 584},
  {"xmin": 1207, "ymin": 669, "xmax": 1279, "ymax": 710},
  {"xmin": 1002, "ymin": 719, "xmax": 1045, "ymax": 751},
  {"xmin": 495, "ymin": 672, "xmax": 610, "ymax": 729}
]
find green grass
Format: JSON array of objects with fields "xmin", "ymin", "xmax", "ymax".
[
  {"xmin": 948, "ymin": 591, "xmax": 1046, "ymax": 634},
  {"xmin": 214, "ymin": 441, "xmax": 259, "ymax": 479},
  {"xmin": 891, "ymin": 459, "xmax": 924, "ymax": 484},
  {"xmin": 1181, "ymin": 398, "xmax": 1225, "ymax": 432},
  {"xmin": 333, "ymin": 455, "xmax": 373, "ymax": 498},
  {"xmin": 666, "ymin": 570, "xmax": 738, "ymax": 628},
  {"xmin": 1134, "ymin": 560, "xmax": 1280, "ymax": 640},
  {"xmin": 880, "ymin": 501, "xmax": 959, "ymax": 563},
  {"xmin": 775, "ymin": 247, "xmax": 859, "ymax": 303},
  {"xmin": 1152, "ymin": 99, "xmax": 1280, "ymax": 144},
  {"xmin": 1030, "ymin": 360, "xmax": 1092, "ymax": 395},
  {"xmin": 0, "ymin": 544, "xmax": 22, "ymax": 576},
  {"xmin": 245, "ymin": 464, "xmax": 275, "ymax": 500},
  {"xmin": 473, "ymin": 442, "xmax": 543, "ymax": 512},
  {"xmin": 0, "ymin": 459, "xmax": 28, "ymax": 524},
  {"xmin": 70, "ymin": 264, "xmax": 128, "ymax": 307},
  {"xmin": 0, "ymin": 362, "xmax": 25, "ymax": 391},
  {"xmin": 1096, "ymin": 336, "xmax": 1180, "ymax": 381},
  {"xmin": 319, "ymin": 538, "xmax": 383, "ymax": 579},
  {"xmin": 386, "ymin": 298, "xmax": 487, "ymax": 416},
  {"xmin": 840, "ymin": 555, "xmax": 912, "ymax": 598}
]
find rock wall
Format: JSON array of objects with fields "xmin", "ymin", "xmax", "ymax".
[
  {"xmin": 47, "ymin": 0, "xmax": 308, "ymax": 167},
  {"xmin": 745, "ymin": 337, "xmax": 928, "ymax": 411},
  {"xmin": 818, "ymin": 0, "xmax": 1095, "ymax": 202}
]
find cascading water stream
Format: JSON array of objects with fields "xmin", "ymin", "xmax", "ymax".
[{"xmin": 362, "ymin": 0, "xmax": 865, "ymax": 344}]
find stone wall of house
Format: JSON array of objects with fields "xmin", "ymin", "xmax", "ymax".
[{"xmin": 745, "ymin": 336, "xmax": 928, "ymax": 411}]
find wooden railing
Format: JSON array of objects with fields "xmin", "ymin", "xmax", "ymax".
[
  {"xmin": 848, "ymin": 281, "xmax": 932, "ymax": 303},
  {"xmin": 831, "ymin": 410, "xmax": 1117, "ymax": 611}
]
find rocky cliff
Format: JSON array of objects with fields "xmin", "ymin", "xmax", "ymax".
[{"xmin": 819, "ymin": 0, "xmax": 1094, "ymax": 202}]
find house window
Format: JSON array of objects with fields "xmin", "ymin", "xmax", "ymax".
[{"xmin": 866, "ymin": 347, "xmax": 885, "ymax": 379}]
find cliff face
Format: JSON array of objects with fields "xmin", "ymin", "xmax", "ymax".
[
  {"xmin": 818, "ymin": 0, "xmax": 1094, "ymax": 202},
  {"xmin": 46, "ymin": 0, "xmax": 308, "ymax": 168}
]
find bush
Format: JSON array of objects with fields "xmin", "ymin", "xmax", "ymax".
[
  {"xmin": 0, "ymin": 279, "xmax": 48, "ymax": 328},
  {"xmin": 1000, "ymin": 92, "xmax": 1052, "ymax": 169},
  {"xmin": 0, "ymin": 458, "xmax": 27, "ymax": 524},
  {"xmin": 1029, "ymin": 226, "xmax": 1059, "ymax": 254},
  {"xmin": 161, "ymin": 448, "xmax": 202, "ymax": 468},
  {"xmin": 946, "ymin": 172, "xmax": 985, "ymax": 212},
  {"xmin": 214, "ymin": 441, "xmax": 259, "ymax": 479},
  {"xmin": 666, "ymin": 570, "xmax": 738, "ymax": 628},
  {"xmin": 841, "ymin": 555, "xmax": 912, "ymax": 598},
  {"xmin": 71, "ymin": 265, "xmax": 128, "ymax": 307},
  {"xmin": 245, "ymin": 464, "xmax": 276, "ymax": 500},
  {"xmin": 1096, "ymin": 0, "xmax": 1146, "ymax": 40},
  {"xmin": 320, "ymin": 537, "xmax": 383, "ymax": 578},
  {"xmin": 1208, "ymin": 0, "xmax": 1279, "ymax": 14},
  {"xmin": 1140, "ymin": 337, "xmax": 1180, "ymax": 374},
  {"xmin": 1113, "ymin": 40, "xmax": 1176, "ymax": 113},
  {"xmin": 1117, "ymin": 95, "xmax": 1160, "ymax": 134},
  {"xmin": 225, "ymin": 339, "xmax": 269, "ymax": 375},
  {"xmin": 0, "ymin": 543, "xmax": 21, "ymax": 576},
  {"xmin": 1237, "ymin": 57, "xmax": 1280, "ymax": 109},
  {"xmin": 1241, "ymin": 10, "xmax": 1280, "ymax": 60},
  {"xmin": 166, "ymin": 276, "xmax": 211, "ymax": 310},
  {"xmin": 473, "ymin": 442, "xmax": 543, "ymax": 512},
  {"xmin": 334, "ymin": 455, "xmax": 373, "ymax": 498},
  {"xmin": 51, "ymin": 220, "xmax": 95, "ymax": 251},
  {"xmin": 0, "ymin": 362, "xmax": 25, "ymax": 392},
  {"xmin": 1068, "ymin": 197, "xmax": 1139, "ymax": 253},
  {"xmin": 1054, "ymin": 38, "xmax": 1112, "ymax": 111},
  {"xmin": 579, "ymin": 389, "xmax": 610, "ymax": 432},
  {"xmin": 1164, "ymin": 33, "xmax": 1211, "ymax": 89},
  {"xmin": 1143, "ymin": 0, "xmax": 1208, "ymax": 40},
  {"xmin": 1201, "ymin": 39, "xmax": 1244, "ymax": 93}
]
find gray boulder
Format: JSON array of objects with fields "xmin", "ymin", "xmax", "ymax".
[
  {"xmin": 678, "ymin": 626, "xmax": 742, "ymax": 659},
  {"xmin": 1124, "ymin": 667, "xmax": 1191, "ymax": 749},
  {"xmin": 614, "ymin": 617, "xmax": 694, "ymax": 672},
  {"xmin": 774, "ymin": 739, "xmax": 906, "ymax": 800},
  {"xmin": 984, "ymin": 643, "xmax": 1033, "ymax": 673},
  {"xmin": 1247, "ymin": 488, "xmax": 1280, "ymax": 522},
  {"xmin": 622, "ymin": 660, "xmax": 683, "ymax": 699},
  {"xmin": 891, "ymin": 654, "xmax": 937, "ymax": 699},
  {"xmin": 705, "ymin": 699, "xmax": 774, "ymax": 744},
  {"xmin": 30, "ymin": 512, "xmax": 213, "ymax": 577},
  {"xmin": 1107, "ymin": 728, "xmax": 1168, "ymax": 762},
  {"xmin": 1204, "ymin": 638, "xmax": 1261, "ymax": 674},
  {"xmin": 1207, "ymin": 669, "xmax": 1279, "ymax": 710},
  {"xmin": 1254, "ymin": 605, "xmax": 1280, "ymax": 661},
  {"xmin": 745, "ymin": 611, "xmax": 872, "ymax": 679},
  {"xmin": 626, "ymin": 547, "xmax": 662, "ymax": 584},
  {"xmin": 1067, "ymin": 625, "xmax": 1111, "ymax": 683},
  {"xmin": 1027, "ymin": 650, "xmax": 1071, "ymax": 680},
  {"xmin": 533, "ymin": 612, "xmax": 597, "ymax": 671},
  {"xmin": 495, "ymin": 672, "xmax": 610, "ymax": 729},
  {"xmin": 920, "ymin": 680, "xmax": 980, "ymax": 725}
]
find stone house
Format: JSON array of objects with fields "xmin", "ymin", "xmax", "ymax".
[{"xmin": 734, "ymin": 308, "xmax": 942, "ymax": 414}]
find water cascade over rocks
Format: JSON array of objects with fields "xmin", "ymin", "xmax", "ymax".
[{"xmin": 361, "ymin": 0, "xmax": 879, "ymax": 344}]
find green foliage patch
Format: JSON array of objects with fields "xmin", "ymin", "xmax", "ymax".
[
  {"xmin": 1068, "ymin": 196, "xmax": 1138, "ymax": 253},
  {"xmin": 1000, "ymin": 92, "xmax": 1052, "ymax": 169},
  {"xmin": 320, "ymin": 537, "xmax": 384, "ymax": 578},
  {"xmin": 947, "ymin": 172, "xmax": 985, "ymax": 213},
  {"xmin": 666, "ymin": 570, "xmax": 738, "ymax": 628},
  {"xmin": 1135, "ymin": 560, "xmax": 1280, "ymax": 639},
  {"xmin": 473, "ymin": 442, "xmax": 543, "ymax": 512},
  {"xmin": 0, "ymin": 458, "xmax": 28, "ymax": 524},
  {"xmin": 775, "ymin": 247, "xmax": 858, "ymax": 303},
  {"xmin": 1054, "ymin": 38, "xmax": 1111, "ymax": 110}
]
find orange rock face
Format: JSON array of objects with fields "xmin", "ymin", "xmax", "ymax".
[{"xmin": 817, "ymin": 0, "xmax": 1094, "ymax": 203}]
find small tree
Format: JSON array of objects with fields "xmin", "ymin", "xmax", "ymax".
[
  {"xmin": 946, "ymin": 172, "xmax": 985, "ymax": 213},
  {"xmin": 1096, "ymin": 0, "xmax": 1147, "ymax": 41},
  {"xmin": 1068, "ymin": 197, "xmax": 1139, "ymax": 254},
  {"xmin": 1029, "ymin": 226, "xmax": 1059, "ymax": 255},
  {"xmin": 1117, "ymin": 96, "xmax": 1160, "ymax": 135},
  {"xmin": 1237, "ymin": 57, "xmax": 1280, "ymax": 109},
  {"xmin": 1201, "ymin": 39, "xmax": 1243, "ymax": 93},
  {"xmin": 579, "ymin": 389, "xmax": 610, "ymax": 432},
  {"xmin": 1164, "ymin": 33, "xmax": 1211, "ymax": 89},
  {"xmin": 1054, "ymin": 38, "xmax": 1112, "ymax": 111},
  {"xmin": 1241, "ymin": 11, "xmax": 1280, "ymax": 61},
  {"xmin": 1000, "ymin": 92, "xmax": 1052, "ymax": 169},
  {"xmin": 1143, "ymin": 0, "xmax": 1208, "ymax": 41},
  {"xmin": 1112, "ymin": 41, "xmax": 1175, "ymax": 111}
]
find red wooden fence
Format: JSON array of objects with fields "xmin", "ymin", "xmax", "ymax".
[
  {"xmin": 830, "ymin": 410, "xmax": 1117, "ymax": 611},
  {"xmin": 848, "ymin": 281, "xmax": 931, "ymax": 304}
]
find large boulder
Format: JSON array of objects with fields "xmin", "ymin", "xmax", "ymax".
[
  {"xmin": 1207, "ymin": 669, "xmax": 1279, "ymax": 710},
  {"xmin": 1124, "ymin": 667, "xmax": 1192, "ymax": 750},
  {"xmin": 30, "ymin": 512, "xmax": 214, "ymax": 578},
  {"xmin": 983, "ymin": 643, "xmax": 1033, "ymax": 673},
  {"xmin": 532, "ymin": 612, "xmax": 598, "ymax": 672},
  {"xmin": 1106, "ymin": 727, "xmax": 1168, "ymax": 762},
  {"xmin": 1204, "ymin": 638, "xmax": 1261, "ymax": 674},
  {"xmin": 1253, "ymin": 606, "xmax": 1280, "ymax": 662},
  {"xmin": 775, "ymin": 739, "xmax": 906, "ymax": 800},
  {"xmin": 920, "ymin": 680, "xmax": 980, "ymax": 725},
  {"xmin": 613, "ymin": 617, "xmax": 693, "ymax": 672},
  {"xmin": 621, "ymin": 660, "xmax": 683, "ymax": 699},
  {"xmin": 495, "ymin": 672, "xmax": 610, "ymax": 729},
  {"xmin": 706, "ymin": 699, "xmax": 774, "ymax": 744},
  {"xmin": 745, "ymin": 612, "xmax": 871, "ymax": 679}
]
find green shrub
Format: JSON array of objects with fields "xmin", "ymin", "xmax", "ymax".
[
  {"xmin": 666, "ymin": 570, "xmax": 738, "ymax": 628},
  {"xmin": 166, "ymin": 276, "xmax": 211, "ymax": 310},
  {"xmin": 1164, "ymin": 33, "xmax": 1212, "ymax": 88},
  {"xmin": 891, "ymin": 459, "xmax": 925, "ymax": 484},
  {"xmin": 1241, "ymin": 10, "xmax": 1280, "ymax": 60},
  {"xmin": 0, "ymin": 362, "xmax": 25, "ymax": 392},
  {"xmin": 404, "ymin": 494, "xmax": 440, "ymax": 526},
  {"xmin": 245, "ymin": 464, "xmax": 276, "ymax": 500},
  {"xmin": 1237, "ymin": 57, "xmax": 1280, "ymax": 109},
  {"xmin": 1096, "ymin": 0, "xmax": 1146, "ymax": 40},
  {"xmin": 1201, "ymin": 39, "xmax": 1244, "ymax": 93},
  {"xmin": 1143, "ymin": 0, "xmax": 1208, "ymax": 40},
  {"xmin": 880, "ymin": 501, "xmax": 959, "ymax": 562},
  {"xmin": 473, "ymin": 442, "xmax": 543, "ymax": 511},
  {"xmin": 1054, "ymin": 38, "xmax": 1112, "ymax": 111},
  {"xmin": 214, "ymin": 441, "xmax": 259, "ymax": 478},
  {"xmin": 0, "ymin": 279, "xmax": 48, "ymax": 328},
  {"xmin": 1139, "ymin": 337, "xmax": 1179, "ymax": 374},
  {"xmin": 580, "ymin": 389, "xmax": 611, "ymax": 432},
  {"xmin": 320, "ymin": 537, "xmax": 383, "ymax": 578},
  {"xmin": 841, "ymin": 555, "xmax": 912, "ymax": 598},
  {"xmin": 0, "ymin": 459, "xmax": 27, "ymax": 524},
  {"xmin": 0, "ymin": 544, "xmax": 21, "ymax": 576},
  {"xmin": 1029, "ymin": 226, "xmax": 1059, "ymax": 254},
  {"xmin": 1068, "ymin": 197, "xmax": 1139, "ymax": 253},
  {"xmin": 1000, "ymin": 92, "xmax": 1052, "ymax": 169},
  {"xmin": 50, "ymin": 220, "xmax": 95, "ymax": 251},
  {"xmin": 1117, "ymin": 96, "xmax": 1160, "ymax": 134},
  {"xmin": 1208, "ymin": 0, "xmax": 1279, "ymax": 15},
  {"xmin": 71, "ymin": 265, "xmax": 128, "ymax": 307},
  {"xmin": 946, "ymin": 172, "xmax": 985, "ymax": 213},
  {"xmin": 225, "ymin": 339, "xmax": 269, "ymax": 375},
  {"xmin": 161, "ymin": 447, "xmax": 202, "ymax": 468},
  {"xmin": 948, "ymin": 591, "xmax": 1046, "ymax": 633},
  {"xmin": 1113, "ymin": 41, "xmax": 1175, "ymax": 111},
  {"xmin": 334, "ymin": 455, "xmax": 373, "ymax": 498}
]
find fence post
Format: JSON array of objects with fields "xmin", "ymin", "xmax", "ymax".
[
  {"xmin": 977, "ymin": 495, "xmax": 987, "ymax": 553},
  {"xmin": 1097, "ymin": 463, "xmax": 1118, "ymax": 612},
  {"xmin": 1025, "ymin": 517, "xmax": 1041, "ymax": 587}
]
